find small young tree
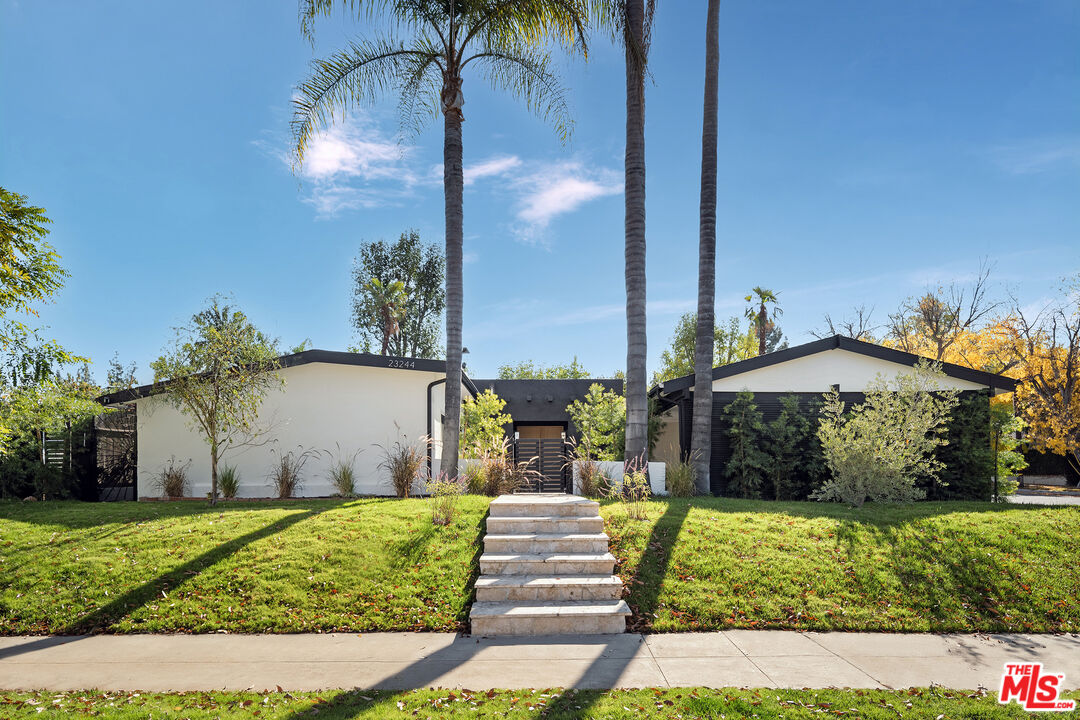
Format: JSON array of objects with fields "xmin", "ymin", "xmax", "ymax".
[
  {"xmin": 461, "ymin": 389, "xmax": 511, "ymax": 457},
  {"xmin": 723, "ymin": 391, "xmax": 769, "ymax": 498},
  {"xmin": 150, "ymin": 297, "xmax": 282, "ymax": 504},
  {"xmin": 566, "ymin": 383, "xmax": 626, "ymax": 461},
  {"xmin": 765, "ymin": 395, "xmax": 811, "ymax": 500},
  {"xmin": 814, "ymin": 361, "xmax": 959, "ymax": 507}
]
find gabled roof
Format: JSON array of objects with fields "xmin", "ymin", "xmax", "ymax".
[
  {"xmin": 98, "ymin": 350, "xmax": 477, "ymax": 405},
  {"xmin": 651, "ymin": 335, "xmax": 1018, "ymax": 398}
]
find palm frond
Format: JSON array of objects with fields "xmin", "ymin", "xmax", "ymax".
[
  {"xmin": 291, "ymin": 36, "xmax": 436, "ymax": 169},
  {"xmin": 464, "ymin": 45, "xmax": 574, "ymax": 144},
  {"xmin": 459, "ymin": 0, "xmax": 592, "ymax": 60},
  {"xmin": 397, "ymin": 43, "xmax": 445, "ymax": 139},
  {"xmin": 300, "ymin": 0, "xmax": 448, "ymax": 46},
  {"xmin": 591, "ymin": 0, "xmax": 654, "ymax": 76}
]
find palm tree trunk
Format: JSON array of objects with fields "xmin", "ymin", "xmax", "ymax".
[
  {"xmin": 623, "ymin": 0, "xmax": 649, "ymax": 467},
  {"xmin": 691, "ymin": 0, "xmax": 720, "ymax": 494},
  {"xmin": 441, "ymin": 100, "xmax": 465, "ymax": 481}
]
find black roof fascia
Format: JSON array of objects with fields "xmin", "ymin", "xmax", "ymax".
[
  {"xmin": 651, "ymin": 335, "xmax": 1018, "ymax": 398},
  {"xmin": 98, "ymin": 350, "xmax": 477, "ymax": 405}
]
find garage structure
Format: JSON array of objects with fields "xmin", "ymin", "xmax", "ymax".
[{"xmin": 650, "ymin": 335, "xmax": 1018, "ymax": 497}]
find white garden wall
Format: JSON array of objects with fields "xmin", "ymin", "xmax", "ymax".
[
  {"xmin": 571, "ymin": 461, "xmax": 667, "ymax": 497},
  {"xmin": 134, "ymin": 362, "xmax": 451, "ymax": 499},
  {"xmin": 709, "ymin": 348, "xmax": 988, "ymax": 393}
]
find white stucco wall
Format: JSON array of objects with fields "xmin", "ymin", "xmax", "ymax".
[
  {"xmin": 709, "ymin": 348, "xmax": 988, "ymax": 393},
  {"xmin": 134, "ymin": 362, "xmax": 448, "ymax": 499}
]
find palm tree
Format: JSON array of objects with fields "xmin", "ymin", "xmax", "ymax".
[
  {"xmin": 601, "ymin": 0, "xmax": 655, "ymax": 467},
  {"xmin": 292, "ymin": 0, "xmax": 591, "ymax": 479},
  {"xmin": 367, "ymin": 278, "xmax": 408, "ymax": 355},
  {"xmin": 745, "ymin": 286, "xmax": 782, "ymax": 356},
  {"xmin": 691, "ymin": 0, "xmax": 720, "ymax": 494}
]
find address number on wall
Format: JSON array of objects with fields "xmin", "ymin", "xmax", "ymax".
[{"xmin": 388, "ymin": 359, "xmax": 416, "ymax": 369}]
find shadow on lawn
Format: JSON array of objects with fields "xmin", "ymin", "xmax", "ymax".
[{"xmin": 0, "ymin": 506, "xmax": 328, "ymax": 661}]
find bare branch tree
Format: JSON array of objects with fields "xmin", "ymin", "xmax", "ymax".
[
  {"xmin": 885, "ymin": 260, "xmax": 1002, "ymax": 360},
  {"xmin": 813, "ymin": 304, "xmax": 878, "ymax": 341}
]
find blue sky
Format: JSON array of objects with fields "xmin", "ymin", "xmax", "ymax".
[{"xmin": 2, "ymin": 0, "xmax": 1077, "ymax": 383}]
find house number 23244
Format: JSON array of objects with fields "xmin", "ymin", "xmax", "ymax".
[{"xmin": 388, "ymin": 359, "xmax": 416, "ymax": 369}]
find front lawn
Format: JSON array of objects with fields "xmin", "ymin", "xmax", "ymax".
[
  {"xmin": 3, "ymin": 687, "xmax": 1069, "ymax": 719},
  {"xmin": 0, "ymin": 498, "xmax": 488, "ymax": 634},
  {"xmin": 605, "ymin": 497, "xmax": 1080, "ymax": 633}
]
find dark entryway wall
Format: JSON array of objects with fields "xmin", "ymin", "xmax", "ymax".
[{"xmin": 472, "ymin": 379, "xmax": 623, "ymax": 443}]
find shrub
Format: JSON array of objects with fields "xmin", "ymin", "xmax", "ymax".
[
  {"xmin": 155, "ymin": 457, "xmax": 190, "ymax": 498},
  {"xmin": 479, "ymin": 443, "xmax": 530, "ymax": 496},
  {"xmin": 618, "ymin": 457, "xmax": 652, "ymax": 520},
  {"xmin": 427, "ymin": 473, "xmax": 465, "ymax": 525},
  {"xmin": 814, "ymin": 361, "xmax": 959, "ymax": 507},
  {"xmin": 461, "ymin": 389, "xmax": 512, "ymax": 458},
  {"xmin": 991, "ymin": 402, "xmax": 1026, "ymax": 499},
  {"xmin": 327, "ymin": 445, "xmax": 362, "ymax": 497},
  {"xmin": 462, "ymin": 461, "xmax": 486, "ymax": 495},
  {"xmin": 934, "ymin": 391, "xmax": 994, "ymax": 500},
  {"xmin": 765, "ymin": 395, "xmax": 812, "ymax": 500},
  {"xmin": 723, "ymin": 391, "xmax": 769, "ymax": 498},
  {"xmin": 576, "ymin": 459, "xmax": 613, "ymax": 498},
  {"xmin": 218, "ymin": 465, "xmax": 240, "ymax": 499},
  {"xmin": 269, "ymin": 446, "xmax": 315, "ymax": 499},
  {"xmin": 378, "ymin": 436, "xmax": 428, "ymax": 498},
  {"xmin": 665, "ymin": 458, "xmax": 697, "ymax": 498}
]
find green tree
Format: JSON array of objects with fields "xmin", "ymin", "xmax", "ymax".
[
  {"xmin": 364, "ymin": 278, "xmax": 408, "ymax": 356},
  {"xmin": 691, "ymin": 0, "xmax": 721, "ymax": 493},
  {"xmin": 653, "ymin": 313, "xmax": 754, "ymax": 386},
  {"xmin": 765, "ymin": 395, "xmax": 811, "ymax": 500},
  {"xmin": 814, "ymin": 361, "xmax": 959, "ymax": 507},
  {"xmin": 990, "ymin": 402, "xmax": 1026, "ymax": 494},
  {"xmin": 293, "ymin": 1, "xmax": 591, "ymax": 480},
  {"xmin": 106, "ymin": 353, "xmax": 138, "ymax": 392},
  {"xmin": 566, "ymin": 383, "xmax": 625, "ymax": 461},
  {"xmin": 497, "ymin": 356, "xmax": 589, "ymax": 379},
  {"xmin": 745, "ymin": 286, "xmax": 781, "ymax": 356},
  {"xmin": 722, "ymin": 391, "xmax": 768, "ymax": 498},
  {"xmin": 150, "ymin": 297, "xmax": 283, "ymax": 504},
  {"xmin": 461, "ymin": 388, "xmax": 511, "ymax": 457},
  {"xmin": 0, "ymin": 188, "xmax": 93, "ymax": 455},
  {"xmin": 351, "ymin": 231, "xmax": 445, "ymax": 358}
]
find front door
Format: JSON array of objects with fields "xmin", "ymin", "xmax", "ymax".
[{"xmin": 514, "ymin": 426, "xmax": 567, "ymax": 493}]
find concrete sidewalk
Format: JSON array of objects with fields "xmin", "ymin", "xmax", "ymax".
[{"xmin": 1, "ymin": 631, "xmax": 1077, "ymax": 692}]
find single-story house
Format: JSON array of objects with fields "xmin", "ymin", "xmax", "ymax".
[
  {"xmin": 650, "ymin": 334, "xmax": 1018, "ymax": 497},
  {"xmin": 98, "ymin": 351, "xmax": 621, "ymax": 499}
]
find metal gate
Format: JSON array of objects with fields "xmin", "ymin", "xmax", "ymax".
[{"xmin": 514, "ymin": 437, "xmax": 569, "ymax": 493}]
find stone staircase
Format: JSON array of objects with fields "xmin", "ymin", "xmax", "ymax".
[{"xmin": 469, "ymin": 494, "xmax": 630, "ymax": 636}]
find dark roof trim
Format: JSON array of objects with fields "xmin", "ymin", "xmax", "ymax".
[
  {"xmin": 652, "ymin": 335, "xmax": 1018, "ymax": 397},
  {"xmin": 98, "ymin": 350, "xmax": 477, "ymax": 405}
]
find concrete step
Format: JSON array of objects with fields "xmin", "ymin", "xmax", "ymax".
[
  {"xmin": 483, "ymin": 532, "xmax": 610, "ymax": 554},
  {"xmin": 470, "ymin": 600, "xmax": 630, "ymax": 636},
  {"xmin": 486, "ymin": 515, "xmax": 605, "ymax": 534},
  {"xmin": 479, "ymin": 552, "xmax": 616, "ymax": 576},
  {"xmin": 474, "ymin": 574, "xmax": 623, "ymax": 602},
  {"xmin": 488, "ymin": 494, "xmax": 600, "ymax": 518}
]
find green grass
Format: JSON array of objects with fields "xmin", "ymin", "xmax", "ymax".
[
  {"xmin": 3, "ymin": 687, "xmax": 1073, "ymax": 719},
  {"xmin": 0, "ymin": 497, "xmax": 489, "ymax": 634},
  {"xmin": 604, "ymin": 497, "xmax": 1080, "ymax": 633}
]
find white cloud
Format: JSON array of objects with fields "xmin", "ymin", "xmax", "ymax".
[
  {"xmin": 515, "ymin": 161, "xmax": 623, "ymax": 230},
  {"xmin": 465, "ymin": 155, "xmax": 521, "ymax": 186},
  {"xmin": 301, "ymin": 124, "xmax": 405, "ymax": 183}
]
